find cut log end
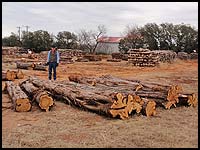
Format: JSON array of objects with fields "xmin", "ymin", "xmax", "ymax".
[
  {"xmin": 39, "ymin": 95, "xmax": 54, "ymax": 111},
  {"xmin": 145, "ymin": 100, "xmax": 156, "ymax": 117},
  {"xmin": 167, "ymin": 85, "xmax": 182, "ymax": 106},
  {"xmin": 187, "ymin": 93, "xmax": 198, "ymax": 107},
  {"xmin": 16, "ymin": 70, "xmax": 24, "ymax": 79},
  {"xmin": 15, "ymin": 98, "xmax": 31, "ymax": 112}
]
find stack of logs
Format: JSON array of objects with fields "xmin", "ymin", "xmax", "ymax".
[
  {"xmin": 59, "ymin": 49, "xmax": 83, "ymax": 63},
  {"xmin": 3, "ymin": 75, "xmax": 197, "ymax": 119},
  {"xmin": 16, "ymin": 62, "xmax": 48, "ymax": 71},
  {"xmin": 2, "ymin": 70, "xmax": 24, "ymax": 81},
  {"xmin": 4, "ymin": 80, "xmax": 54, "ymax": 112},
  {"xmin": 128, "ymin": 48, "xmax": 159, "ymax": 67},
  {"xmin": 151, "ymin": 50, "xmax": 177, "ymax": 63},
  {"xmin": 111, "ymin": 53, "xmax": 128, "ymax": 61}
]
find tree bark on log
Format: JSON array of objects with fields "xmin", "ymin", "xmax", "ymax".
[
  {"xmin": 68, "ymin": 74, "xmax": 183, "ymax": 109},
  {"xmin": 33, "ymin": 63, "xmax": 48, "ymax": 71},
  {"xmin": 5, "ymin": 81, "xmax": 31, "ymax": 112},
  {"xmin": 2, "ymin": 70, "xmax": 24, "ymax": 81},
  {"xmin": 20, "ymin": 81, "xmax": 54, "ymax": 111},
  {"xmin": 27, "ymin": 77, "xmax": 153, "ymax": 119},
  {"xmin": 16, "ymin": 62, "xmax": 35, "ymax": 70}
]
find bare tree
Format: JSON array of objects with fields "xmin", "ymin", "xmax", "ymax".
[{"xmin": 77, "ymin": 25, "xmax": 106, "ymax": 53}]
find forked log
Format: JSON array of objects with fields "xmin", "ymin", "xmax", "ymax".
[
  {"xmin": 5, "ymin": 81, "xmax": 31, "ymax": 112},
  {"xmin": 20, "ymin": 81, "xmax": 54, "ymax": 111}
]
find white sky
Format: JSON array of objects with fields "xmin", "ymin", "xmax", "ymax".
[{"xmin": 2, "ymin": 2, "xmax": 198, "ymax": 38}]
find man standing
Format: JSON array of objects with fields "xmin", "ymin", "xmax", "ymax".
[{"xmin": 46, "ymin": 45, "xmax": 60, "ymax": 80}]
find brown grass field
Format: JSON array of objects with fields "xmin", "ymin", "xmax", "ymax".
[{"xmin": 2, "ymin": 58, "xmax": 198, "ymax": 148}]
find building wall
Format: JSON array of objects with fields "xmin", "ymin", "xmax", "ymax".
[{"xmin": 95, "ymin": 42, "xmax": 120, "ymax": 54}]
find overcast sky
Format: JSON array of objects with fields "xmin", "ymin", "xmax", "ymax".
[{"xmin": 2, "ymin": 2, "xmax": 198, "ymax": 38}]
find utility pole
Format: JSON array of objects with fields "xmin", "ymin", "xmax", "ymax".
[{"xmin": 23, "ymin": 25, "xmax": 30, "ymax": 33}]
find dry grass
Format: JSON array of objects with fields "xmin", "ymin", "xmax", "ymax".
[{"xmin": 2, "ymin": 58, "xmax": 198, "ymax": 148}]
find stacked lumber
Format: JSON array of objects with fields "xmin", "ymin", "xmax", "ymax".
[
  {"xmin": 151, "ymin": 50, "xmax": 177, "ymax": 63},
  {"xmin": 177, "ymin": 52, "xmax": 189, "ymax": 60},
  {"xmin": 83, "ymin": 54, "xmax": 102, "ymax": 61},
  {"xmin": 128, "ymin": 48, "xmax": 159, "ymax": 67},
  {"xmin": 5, "ymin": 81, "xmax": 31, "ymax": 112},
  {"xmin": 2, "ymin": 70, "xmax": 24, "ymax": 81},
  {"xmin": 16, "ymin": 62, "xmax": 47, "ymax": 71}
]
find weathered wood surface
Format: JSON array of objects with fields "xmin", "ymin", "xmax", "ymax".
[
  {"xmin": 68, "ymin": 74, "xmax": 197, "ymax": 109},
  {"xmin": 20, "ymin": 81, "xmax": 54, "ymax": 111},
  {"xmin": 5, "ymin": 81, "xmax": 31, "ymax": 112},
  {"xmin": 2, "ymin": 70, "xmax": 24, "ymax": 81},
  {"xmin": 16, "ymin": 62, "xmax": 35, "ymax": 70},
  {"xmin": 27, "ymin": 76, "xmax": 155, "ymax": 119}
]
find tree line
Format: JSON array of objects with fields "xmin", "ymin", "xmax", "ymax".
[{"xmin": 2, "ymin": 23, "xmax": 198, "ymax": 54}]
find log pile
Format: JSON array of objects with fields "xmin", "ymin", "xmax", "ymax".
[
  {"xmin": 68, "ymin": 74, "xmax": 197, "ymax": 109},
  {"xmin": 5, "ymin": 81, "xmax": 31, "ymax": 112},
  {"xmin": 111, "ymin": 53, "xmax": 128, "ymax": 61},
  {"xmin": 2, "ymin": 70, "xmax": 24, "ymax": 81},
  {"xmin": 20, "ymin": 81, "xmax": 54, "ymax": 111},
  {"xmin": 4, "ymin": 74, "xmax": 197, "ymax": 119},
  {"xmin": 189, "ymin": 52, "xmax": 198, "ymax": 59},
  {"xmin": 83, "ymin": 54, "xmax": 102, "ymax": 61},
  {"xmin": 2, "ymin": 46, "xmax": 19, "ymax": 55},
  {"xmin": 128, "ymin": 48, "xmax": 159, "ymax": 67},
  {"xmin": 111, "ymin": 53, "xmax": 123, "ymax": 59},
  {"xmin": 151, "ymin": 50, "xmax": 177, "ymax": 63},
  {"xmin": 177, "ymin": 52, "xmax": 189, "ymax": 60}
]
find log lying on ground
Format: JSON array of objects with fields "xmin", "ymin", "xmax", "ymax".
[
  {"xmin": 5, "ymin": 81, "xmax": 31, "ymax": 112},
  {"xmin": 2, "ymin": 70, "xmax": 24, "ymax": 81},
  {"xmin": 68, "ymin": 74, "xmax": 197, "ymax": 109},
  {"xmin": 28, "ymin": 76, "xmax": 156, "ymax": 119},
  {"xmin": 16, "ymin": 62, "xmax": 35, "ymax": 70},
  {"xmin": 2, "ymin": 70, "xmax": 15, "ymax": 81},
  {"xmin": 20, "ymin": 81, "xmax": 54, "ymax": 111},
  {"xmin": 177, "ymin": 93, "xmax": 198, "ymax": 107},
  {"xmin": 33, "ymin": 63, "xmax": 48, "ymax": 71}
]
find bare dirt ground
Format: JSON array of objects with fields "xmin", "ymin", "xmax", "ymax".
[{"xmin": 2, "ymin": 58, "xmax": 198, "ymax": 148}]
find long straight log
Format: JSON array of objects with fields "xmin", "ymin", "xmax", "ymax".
[
  {"xmin": 28, "ymin": 77, "xmax": 152, "ymax": 119},
  {"xmin": 5, "ymin": 81, "xmax": 31, "ymax": 112},
  {"xmin": 68, "ymin": 75, "xmax": 184, "ymax": 109},
  {"xmin": 16, "ymin": 62, "xmax": 35, "ymax": 70},
  {"xmin": 33, "ymin": 63, "xmax": 48, "ymax": 71},
  {"xmin": 20, "ymin": 81, "xmax": 54, "ymax": 111}
]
